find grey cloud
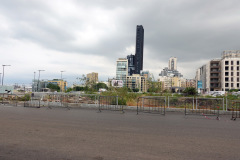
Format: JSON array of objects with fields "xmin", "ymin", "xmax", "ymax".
[{"xmin": 1, "ymin": 0, "xmax": 240, "ymax": 83}]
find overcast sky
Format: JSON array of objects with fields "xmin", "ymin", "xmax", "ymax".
[{"xmin": 0, "ymin": 0, "xmax": 240, "ymax": 86}]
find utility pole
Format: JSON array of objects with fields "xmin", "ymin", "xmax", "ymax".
[
  {"xmin": 60, "ymin": 71, "xmax": 65, "ymax": 80},
  {"xmin": 33, "ymin": 72, "xmax": 36, "ymax": 92},
  {"xmin": 2, "ymin": 65, "xmax": 11, "ymax": 86}
]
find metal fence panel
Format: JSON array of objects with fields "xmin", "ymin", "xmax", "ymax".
[
  {"xmin": 137, "ymin": 96, "xmax": 166, "ymax": 115},
  {"xmin": 67, "ymin": 94, "xmax": 98, "ymax": 109},
  {"xmin": 168, "ymin": 97, "xmax": 194, "ymax": 109},
  {"xmin": 24, "ymin": 93, "xmax": 99, "ymax": 109},
  {"xmin": 98, "ymin": 96, "xmax": 125, "ymax": 113},
  {"xmin": 24, "ymin": 94, "xmax": 46, "ymax": 108},
  {"xmin": 230, "ymin": 101, "xmax": 240, "ymax": 120},
  {"xmin": 0, "ymin": 94, "xmax": 18, "ymax": 106},
  {"xmin": 185, "ymin": 98, "xmax": 222, "ymax": 119}
]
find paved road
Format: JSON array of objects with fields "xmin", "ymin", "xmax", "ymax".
[{"xmin": 0, "ymin": 105, "xmax": 239, "ymax": 160}]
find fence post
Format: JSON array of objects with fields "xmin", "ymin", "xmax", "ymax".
[
  {"xmin": 193, "ymin": 97, "xmax": 194, "ymax": 110},
  {"xmin": 226, "ymin": 98, "xmax": 228, "ymax": 111},
  {"xmin": 165, "ymin": 96, "xmax": 166, "ymax": 109},
  {"xmin": 99, "ymin": 96, "xmax": 101, "ymax": 112},
  {"xmin": 95, "ymin": 95, "xmax": 97, "ymax": 107},
  {"xmin": 164, "ymin": 97, "xmax": 166, "ymax": 115},
  {"xmin": 222, "ymin": 98, "xmax": 225, "ymax": 111},
  {"xmin": 116, "ymin": 96, "xmax": 118, "ymax": 108},
  {"xmin": 60, "ymin": 94, "xmax": 63, "ymax": 107},
  {"xmin": 1, "ymin": 94, "xmax": 2, "ymax": 105},
  {"xmin": 196, "ymin": 97, "xmax": 198, "ymax": 109},
  {"xmin": 168, "ymin": 96, "xmax": 169, "ymax": 108}
]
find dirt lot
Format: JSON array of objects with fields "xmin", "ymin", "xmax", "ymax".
[{"xmin": 0, "ymin": 105, "xmax": 240, "ymax": 160}]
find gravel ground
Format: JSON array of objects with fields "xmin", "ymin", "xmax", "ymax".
[{"xmin": 0, "ymin": 105, "xmax": 239, "ymax": 160}]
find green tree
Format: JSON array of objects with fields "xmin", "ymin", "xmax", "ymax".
[
  {"xmin": 78, "ymin": 74, "xmax": 87, "ymax": 85},
  {"xmin": 66, "ymin": 88, "xmax": 73, "ymax": 92},
  {"xmin": 147, "ymin": 80, "xmax": 162, "ymax": 93},
  {"xmin": 93, "ymin": 83, "xmax": 108, "ymax": 91},
  {"xmin": 128, "ymin": 88, "xmax": 133, "ymax": 92},
  {"xmin": 132, "ymin": 88, "xmax": 139, "ymax": 92},
  {"xmin": 183, "ymin": 87, "xmax": 197, "ymax": 96},
  {"xmin": 19, "ymin": 94, "xmax": 30, "ymax": 101},
  {"xmin": 47, "ymin": 83, "xmax": 60, "ymax": 92},
  {"xmin": 73, "ymin": 86, "xmax": 88, "ymax": 91},
  {"xmin": 229, "ymin": 89, "xmax": 238, "ymax": 92}
]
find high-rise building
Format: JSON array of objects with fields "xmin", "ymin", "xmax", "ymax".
[
  {"xmin": 140, "ymin": 70, "xmax": 150, "ymax": 80},
  {"xmin": 158, "ymin": 76, "xmax": 185, "ymax": 92},
  {"xmin": 87, "ymin": 72, "xmax": 98, "ymax": 84},
  {"xmin": 126, "ymin": 74, "xmax": 147, "ymax": 92},
  {"xmin": 221, "ymin": 51, "xmax": 240, "ymax": 91},
  {"xmin": 196, "ymin": 50, "xmax": 240, "ymax": 92},
  {"xmin": 185, "ymin": 79, "xmax": 196, "ymax": 88},
  {"xmin": 168, "ymin": 57, "xmax": 177, "ymax": 70},
  {"xmin": 48, "ymin": 79, "xmax": 67, "ymax": 92},
  {"xmin": 159, "ymin": 57, "xmax": 183, "ymax": 77},
  {"xmin": 116, "ymin": 58, "xmax": 128, "ymax": 86},
  {"xmin": 127, "ymin": 54, "xmax": 135, "ymax": 76},
  {"xmin": 134, "ymin": 25, "xmax": 144, "ymax": 74}
]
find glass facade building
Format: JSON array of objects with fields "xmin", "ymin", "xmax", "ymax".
[
  {"xmin": 116, "ymin": 58, "xmax": 128, "ymax": 86},
  {"xmin": 127, "ymin": 54, "xmax": 135, "ymax": 76}
]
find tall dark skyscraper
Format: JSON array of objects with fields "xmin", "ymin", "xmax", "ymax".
[
  {"xmin": 134, "ymin": 25, "xmax": 144, "ymax": 74},
  {"xmin": 127, "ymin": 54, "xmax": 135, "ymax": 76},
  {"xmin": 127, "ymin": 25, "xmax": 144, "ymax": 76}
]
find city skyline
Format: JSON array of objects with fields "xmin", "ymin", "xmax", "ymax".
[{"xmin": 0, "ymin": 0, "xmax": 240, "ymax": 85}]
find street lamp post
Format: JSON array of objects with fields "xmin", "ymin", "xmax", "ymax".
[
  {"xmin": 60, "ymin": 71, "xmax": 65, "ymax": 80},
  {"xmin": 60, "ymin": 71, "xmax": 65, "ymax": 92},
  {"xmin": 37, "ymin": 70, "xmax": 45, "ymax": 92},
  {"xmin": 0, "ymin": 73, "xmax": 2, "ymax": 85},
  {"xmin": 33, "ymin": 72, "xmax": 36, "ymax": 92},
  {"xmin": 2, "ymin": 65, "xmax": 11, "ymax": 86}
]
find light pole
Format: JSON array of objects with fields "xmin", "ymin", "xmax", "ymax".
[
  {"xmin": 0, "ymin": 73, "xmax": 2, "ymax": 85},
  {"xmin": 60, "ymin": 71, "xmax": 65, "ymax": 80},
  {"xmin": 37, "ymin": 70, "xmax": 45, "ymax": 92},
  {"xmin": 2, "ymin": 65, "xmax": 11, "ymax": 86},
  {"xmin": 33, "ymin": 72, "xmax": 36, "ymax": 92},
  {"xmin": 60, "ymin": 71, "xmax": 65, "ymax": 92}
]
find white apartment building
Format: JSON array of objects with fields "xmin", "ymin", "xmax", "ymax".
[
  {"xmin": 196, "ymin": 50, "xmax": 240, "ymax": 92},
  {"xmin": 221, "ymin": 51, "xmax": 240, "ymax": 91}
]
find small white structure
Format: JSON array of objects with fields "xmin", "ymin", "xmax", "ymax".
[{"xmin": 0, "ymin": 85, "xmax": 14, "ymax": 94}]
